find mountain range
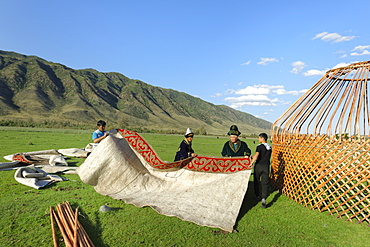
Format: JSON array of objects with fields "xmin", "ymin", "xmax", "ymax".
[{"xmin": 0, "ymin": 50, "xmax": 271, "ymax": 135}]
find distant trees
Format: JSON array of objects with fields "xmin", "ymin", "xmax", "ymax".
[
  {"xmin": 0, "ymin": 119, "xmax": 91, "ymax": 129},
  {"xmin": 195, "ymin": 127, "xmax": 207, "ymax": 135}
]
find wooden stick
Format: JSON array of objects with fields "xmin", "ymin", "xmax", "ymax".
[
  {"xmin": 61, "ymin": 203, "xmax": 81, "ymax": 246},
  {"xmin": 64, "ymin": 202, "xmax": 95, "ymax": 247},
  {"xmin": 50, "ymin": 206, "xmax": 59, "ymax": 247},
  {"xmin": 73, "ymin": 207, "xmax": 79, "ymax": 247},
  {"xmin": 57, "ymin": 203, "xmax": 74, "ymax": 242},
  {"xmin": 50, "ymin": 202, "xmax": 95, "ymax": 247},
  {"xmin": 51, "ymin": 207, "xmax": 72, "ymax": 247}
]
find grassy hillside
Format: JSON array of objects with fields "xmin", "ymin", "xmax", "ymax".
[{"xmin": 0, "ymin": 50, "xmax": 271, "ymax": 135}]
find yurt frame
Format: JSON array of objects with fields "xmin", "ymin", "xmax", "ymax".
[{"xmin": 271, "ymin": 61, "xmax": 370, "ymax": 225}]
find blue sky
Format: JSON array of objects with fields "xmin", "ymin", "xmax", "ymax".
[{"xmin": 1, "ymin": 0, "xmax": 370, "ymax": 123}]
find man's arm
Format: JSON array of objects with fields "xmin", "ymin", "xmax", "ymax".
[
  {"xmin": 93, "ymin": 132, "xmax": 109, "ymax": 143},
  {"xmin": 251, "ymin": 151, "xmax": 259, "ymax": 164}
]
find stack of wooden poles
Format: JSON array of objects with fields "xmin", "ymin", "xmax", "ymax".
[{"xmin": 50, "ymin": 201, "xmax": 94, "ymax": 247}]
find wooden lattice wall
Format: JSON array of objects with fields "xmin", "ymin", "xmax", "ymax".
[{"xmin": 271, "ymin": 61, "xmax": 370, "ymax": 225}]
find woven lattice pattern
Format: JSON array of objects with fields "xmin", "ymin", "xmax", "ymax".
[{"xmin": 271, "ymin": 61, "xmax": 370, "ymax": 225}]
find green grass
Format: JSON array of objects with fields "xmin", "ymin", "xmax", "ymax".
[{"xmin": 0, "ymin": 127, "xmax": 368, "ymax": 246}]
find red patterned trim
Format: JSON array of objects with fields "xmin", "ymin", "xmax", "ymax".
[
  {"xmin": 117, "ymin": 129, "xmax": 252, "ymax": 173},
  {"xmin": 12, "ymin": 154, "xmax": 33, "ymax": 163}
]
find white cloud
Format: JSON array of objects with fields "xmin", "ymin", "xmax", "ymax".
[
  {"xmin": 257, "ymin": 57, "xmax": 279, "ymax": 65},
  {"xmin": 225, "ymin": 94, "xmax": 277, "ymax": 103},
  {"xmin": 334, "ymin": 50, "xmax": 346, "ymax": 54},
  {"xmin": 237, "ymin": 82, "xmax": 243, "ymax": 85},
  {"xmin": 335, "ymin": 50, "xmax": 347, "ymax": 57},
  {"xmin": 352, "ymin": 45, "xmax": 370, "ymax": 51},
  {"xmin": 332, "ymin": 62, "xmax": 351, "ymax": 69},
  {"xmin": 233, "ymin": 84, "xmax": 306, "ymax": 96},
  {"xmin": 274, "ymin": 88, "xmax": 308, "ymax": 96},
  {"xmin": 241, "ymin": 60, "xmax": 251, "ymax": 66},
  {"xmin": 301, "ymin": 62, "xmax": 361, "ymax": 77},
  {"xmin": 211, "ymin": 93, "xmax": 223, "ymax": 98},
  {"xmin": 263, "ymin": 109, "xmax": 274, "ymax": 115},
  {"xmin": 350, "ymin": 50, "xmax": 370, "ymax": 56},
  {"xmin": 302, "ymin": 69, "xmax": 327, "ymax": 77},
  {"xmin": 331, "ymin": 62, "xmax": 360, "ymax": 69},
  {"xmin": 350, "ymin": 45, "xmax": 370, "ymax": 56},
  {"xmin": 225, "ymin": 94, "xmax": 279, "ymax": 107},
  {"xmin": 313, "ymin": 32, "xmax": 327, "ymax": 39},
  {"xmin": 222, "ymin": 84, "xmax": 307, "ymax": 108},
  {"xmin": 235, "ymin": 85, "xmax": 273, "ymax": 95},
  {"xmin": 290, "ymin": 61, "xmax": 307, "ymax": 74},
  {"xmin": 224, "ymin": 89, "xmax": 235, "ymax": 95},
  {"xmin": 312, "ymin": 32, "xmax": 356, "ymax": 43}
]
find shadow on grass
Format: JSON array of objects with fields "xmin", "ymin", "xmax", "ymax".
[
  {"xmin": 266, "ymin": 189, "xmax": 281, "ymax": 208},
  {"xmin": 234, "ymin": 181, "xmax": 257, "ymax": 230},
  {"xmin": 234, "ymin": 181, "xmax": 281, "ymax": 230},
  {"xmin": 65, "ymin": 161, "xmax": 80, "ymax": 166},
  {"xmin": 89, "ymin": 207, "xmax": 125, "ymax": 247},
  {"xmin": 69, "ymin": 202, "xmax": 107, "ymax": 247}
]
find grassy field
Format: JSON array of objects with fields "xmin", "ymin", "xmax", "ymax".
[{"xmin": 0, "ymin": 127, "xmax": 368, "ymax": 247}]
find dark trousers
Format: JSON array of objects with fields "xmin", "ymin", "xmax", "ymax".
[{"xmin": 254, "ymin": 164, "xmax": 270, "ymax": 199}]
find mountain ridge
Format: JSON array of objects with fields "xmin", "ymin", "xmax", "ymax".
[{"xmin": 0, "ymin": 50, "xmax": 271, "ymax": 135}]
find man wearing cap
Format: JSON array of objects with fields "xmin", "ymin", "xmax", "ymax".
[
  {"xmin": 174, "ymin": 128, "xmax": 197, "ymax": 161},
  {"xmin": 221, "ymin": 125, "xmax": 251, "ymax": 157}
]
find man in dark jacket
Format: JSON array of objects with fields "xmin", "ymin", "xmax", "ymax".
[{"xmin": 221, "ymin": 125, "xmax": 251, "ymax": 157}]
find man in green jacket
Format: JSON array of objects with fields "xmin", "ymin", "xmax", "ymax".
[{"xmin": 221, "ymin": 125, "xmax": 251, "ymax": 157}]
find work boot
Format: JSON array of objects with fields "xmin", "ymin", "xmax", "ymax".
[{"xmin": 261, "ymin": 198, "xmax": 266, "ymax": 208}]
